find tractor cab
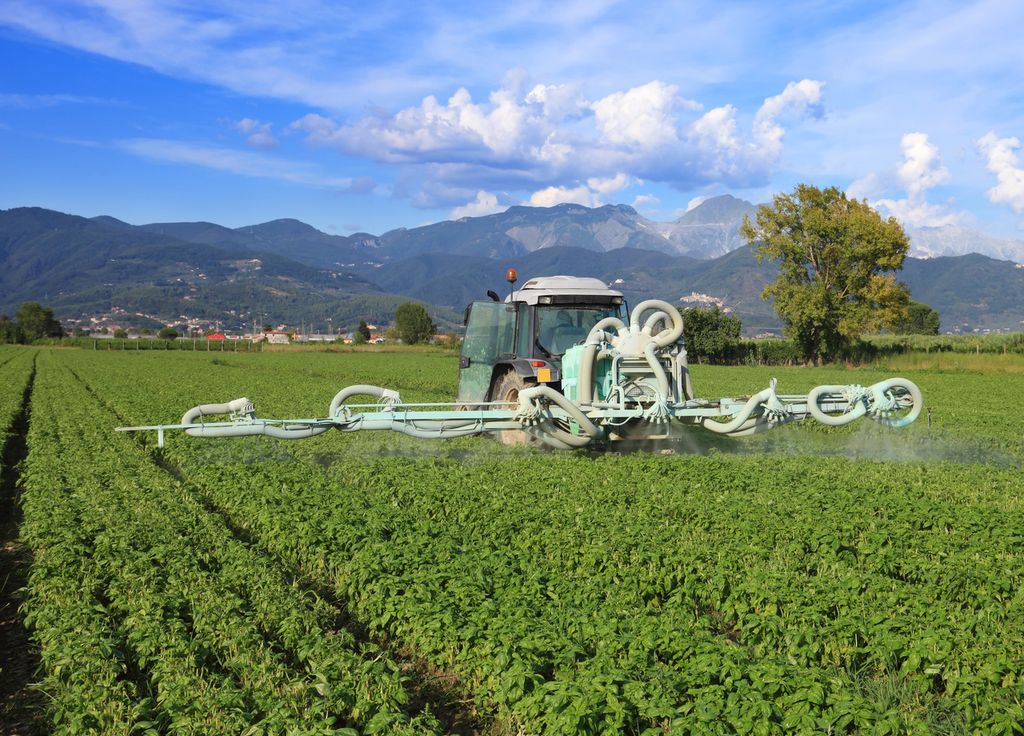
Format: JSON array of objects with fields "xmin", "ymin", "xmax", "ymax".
[{"xmin": 458, "ymin": 273, "xmax": 627, "ymax": 404}]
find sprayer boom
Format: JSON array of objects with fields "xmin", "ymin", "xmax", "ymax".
[{"xmin": 117, "ymin": 296, "xmax": 922, "ymax": 450}]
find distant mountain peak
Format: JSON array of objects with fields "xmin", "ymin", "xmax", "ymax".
[
  {"xmin": 90, "ymin": 215, "xmax": 134, "ymax": 229},
  {"xmin": 675, "ymin": 194, "xmax": 757, "ymax": 226},
  {"xmin": 237, "ymin": 218, "xmax": 324, "ymax": 237}
]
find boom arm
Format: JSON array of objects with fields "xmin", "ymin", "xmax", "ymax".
[{"xmin": 117, "ymin": 299, "xmax": 923, "ymax": 449}]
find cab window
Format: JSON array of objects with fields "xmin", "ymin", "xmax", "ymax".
[{"xmin": 535, "ymin": 304, "xmax": 627, "ymax": 357}]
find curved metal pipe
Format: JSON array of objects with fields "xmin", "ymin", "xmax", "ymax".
[
  {"xmin": 630, "ymin": 299, "xmax": 684, "ymax": 347},
  {"xmin": 642, "ymin": 310, "xmax": 670, "ymax": 336},
  {"xmin": 698, "ymin": 388, "xmax": 775, "ymax": 434},
  {"xmin": 643, "ymin": 341, "xmax": 671, "ymax": 399},
  {"xmin": 533, "ymin": 421, "xmax": 592, "ymax": 447},
  {"xmin": 518, "ymin": 385, "xmax": 602, "ymax": 440},
  {"xmin": 181, "ymin": 398, "xmax": 252, "ymax": 426},
  {"xmin": 806, "ymin": 385, "xmax": 868, "ymax": 426},
  {"xmin": 808, "ymin": 377, "xmax": 922, "ymax": 429},
  {"xmin": 869, "ymin": 378, "xmax": 923, "ymax": 428},
  {"xmin": 577, "ymin": 343, "xmax": 600, "ymax": 406},
  {"xmin": 329, "ymin": 384, "xmax": 401, "ymax": 417},
  {"xmin": 586, "ymin": 317, "xmax": 627, "ymax": 344},
  {"xmin": 526, "ymin": 428, "xmax": 578, "ymax": 450}
]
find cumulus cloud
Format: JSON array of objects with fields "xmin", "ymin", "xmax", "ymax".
[
  {"xmin": 865, "ymin": 132, "xmax": 963, "ymax": 227},
  {"xmin": 292, "ymin": 77, "xmax": 825, "ymax": 207},
  {"xmin": 591, "ymin": 81, "xmax": 689, "ymax": 148},
  {"xmin": 895, "ymin": 131, "xmax": 950, "ymax": 197},
  {"xmin": 451, "ymin": 190, "xmax": 505, "ymax": 219},
  {"xmin": 235, "ymin": 118, "xmax": 277, "ymax": 148},
  {"xmin": 752, "ymin": 79, "xmax": 824, "ymax": 159},
  {"xmin": 977, "ymin": 132, "xmax": 1024, "ymax": 215},
  {"xmin": 525, "ymin": 83, "xmax": 589, "ymax": 120},
  {"xmin": 529, "ymin": 173, "xmax": 630, "ymax": 207}
]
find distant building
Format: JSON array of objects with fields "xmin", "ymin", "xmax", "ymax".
[
  {"xmin": 206, "ymin": 332, "xmax": 226, "ymax": 341},
  {"xmin": 266, "ymin": 330, "xmax": 291, "ymax": 345}
]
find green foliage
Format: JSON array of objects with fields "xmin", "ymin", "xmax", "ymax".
[
  {"xmin": 357, "ymin": 319, "xmax": 372, "ymax": 341},
  {"xmin": 352, "ymin": 330, "xmax": 368, "ymax": 345},
  {"xmin": 14, "ymin": 301, "xmax": 64, "ymax": 342},
  {"xmin": 394, "ymin": 302, "xmax": 435, "ymax": 345},
  {"xmin": 891, "ymin": 300, "xmax": 941, "ymax": 335},
  {"xmin": 112, "ymin": 328, "xmax": 128, "ymax": 339},
  {"xmin": 683, "ymin": 306, "xmax": 742, "ymax": 362},
  {"xmin": 16, "ymin": 349, "xmax": 443, "ymax": 735},
  {"xmin": 157, "ymin": 326, "xmax": 178, "ymax": 340},
  {"xmin": 0, "ymin": 314, "xmax": 20, "ymax": 344},
  {"xmin": 8, "ymin": 345, "xmax": 1024, "ymax": 735},
  {"xmin": 741, "ymin": 184, "xmax": 911, "ymax": 363}
]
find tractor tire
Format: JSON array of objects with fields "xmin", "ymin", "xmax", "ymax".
[{"xmin": 491, "ymin": 371, "xmax": 529, "ymax": 446}]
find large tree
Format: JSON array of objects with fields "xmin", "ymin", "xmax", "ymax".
[
  {"xmin": 394, "ymin": 303, "xmax": 435, "ymax": 345},
  {"xmin": 740, "ymin": 184, "xmax": 910, "ymax": 363},
  {"xmin": 15, "ymin": 301, "xmax": 64, "ymax": 342}
]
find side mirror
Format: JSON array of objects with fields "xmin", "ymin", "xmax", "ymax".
[{"xmin": 459, "ymin": 355, "xmax": 471, "ymax": 369}]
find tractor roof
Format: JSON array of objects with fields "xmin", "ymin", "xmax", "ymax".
[{"xmin": 506, "ymin": 275, "xmax": 623, "ymax": 306}]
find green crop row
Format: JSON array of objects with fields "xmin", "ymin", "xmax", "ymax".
[
  {"xmin": 0, "ymin": 346, "xmax": 35, "ymax": 461},
  {"xmin": 19, "ymin": 351, "xmax": 443, "ymax": 735},
  {"xmin": 158, "ymin": 453, "xmax": 1022, "ymax": 735},
  {"xmin": 64, "ymin": 348, "xmax": 1024, "ymax": 735}
]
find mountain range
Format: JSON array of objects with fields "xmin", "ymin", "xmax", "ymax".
[{"xmin": 2, "ymin": 196, "xmax": 1023, "ymax": 335}]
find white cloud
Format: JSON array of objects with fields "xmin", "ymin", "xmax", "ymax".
[
  {"xmin": 116, "ymin": 138, "xmax": 367, "ymax": 190},
  {"xmin": 291, "ymin": 83, "xmax": 557, "ymax": 164},
  {"xmin": 752, "ymin": 79, "xmax": 824, "ymax": 159},
  {"xmin": 867, "ymin": 132, "xmax": 963, "ymax": 228},
  {"xmin": 977, "ymin": 132, "xmax": 1024, "ymax": 215},
  {"xmin": 235, "ymin": 118, "xmax": 277, "ymax": 148},
  {"xmin": 529, "ymin": 173, "xmax": 630, "ymax": 207},
  {"xmin": 632, "ymin": 193, "xmax": 660, "ymax": 210},
  {"xmin": 846, "ymin": 172, "xmax": 881, "ymax": 201},
  {"xmin": 293, "ymin": 77, "xmax": 824, "ymax": 205},
  {"xmin": 895, "ymin": 131, "xmax": 949, "ymax": 198},
  {"xmin": 591, "ymin": 81, "xmax": 689, "ymax": 148},
  {"xmin": 451, "ymin": 190, "xmax": 505, "ymax": 219},
  {"xmin": 524, "ymin": 83, "xmax": 588, "ymax": 120}
]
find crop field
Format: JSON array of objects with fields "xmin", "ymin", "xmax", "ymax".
[{"xmin": 1, "ymin": 345, "xmax": 1022, "ymax": 735}]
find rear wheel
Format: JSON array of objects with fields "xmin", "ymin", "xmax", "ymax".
[{"xmin": 491, "ymin": 371, "xmax": 529, "ymax": 446}]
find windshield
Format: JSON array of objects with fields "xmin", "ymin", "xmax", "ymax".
[{"xmin": 535, "ymin": 304, "xmax": 627, "ymax": 357}]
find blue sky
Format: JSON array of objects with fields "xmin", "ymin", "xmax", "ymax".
[{"xmin": 2, "ymin": 0, "xmax": 1023, "ymax": 239}]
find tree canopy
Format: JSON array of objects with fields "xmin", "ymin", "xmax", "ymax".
[
  {"xmin": 15, "ymin": 301, "xmax": 64, "ymax": 342},
  {"xmin": 682, "ymin": 306, "xmax": 742, "ymax": 363},
  {"xmin": 891, "ymin": 300, "xmax": 941, "ymax": 335},
  {"xmin": 394, "ymin": 303, "xmax": 435, "ymax": 345},
  {"xmin": 740, "ymin": 184, "xmax": 910, "ymax": 363}
]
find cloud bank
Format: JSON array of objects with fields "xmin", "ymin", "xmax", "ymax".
[{"xmin": 293, "ymin": 77, "xmax": 824, "ymax": 212}]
